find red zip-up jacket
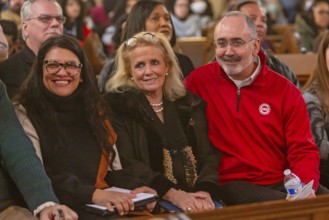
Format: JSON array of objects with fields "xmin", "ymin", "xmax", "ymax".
[{"xmin": 185, "ymin": 51, "xmax": 320, "ymax": 190}]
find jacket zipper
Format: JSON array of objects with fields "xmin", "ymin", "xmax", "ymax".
[{"xmin": 236, "ymin": 87, "xmax": 241, "ymax": 112}]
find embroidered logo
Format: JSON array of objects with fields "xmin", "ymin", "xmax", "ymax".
[{"xmin": 259, "ymin": 103, "xmax": 271, "ymax": 115}]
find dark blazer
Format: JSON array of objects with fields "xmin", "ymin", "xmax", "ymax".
[
  {"xmin": 104, "ymin": 90, "xmax": 220, "ymax": 200},
  {"xmin": 0, "ymin": 46, "xmax": 36, "ymax": 98}
]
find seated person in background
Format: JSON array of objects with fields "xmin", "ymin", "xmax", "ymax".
[
  {"xmin": 185, "ymin": 11, "xmax": 329, "ymax": 206},
  {"xmin": 0, "ymin": 20, "xmax": 18, "ymax": 57},
  {"xmin": 0, "ymin": 25, "xmax": 9, "ymax": 62},
  {"xmin": 59, "ymin": 0, "xmax": 91, "ymax": 44},
  {"xmin": 0, "ymin": 79, "xmax": 77, "ymax": 220},
  {"xmin": 302, "ymin": 31, "xmax": 329, "ymax": 189},
  {"xmin": 190, "ymin": 0, "xmax": 214, "ymax": 31},
  {"xmin": 13, "ymin": 35, "xmax": 155, "ymax": 217},
  {"xmin": 98, "ymin": 0, "xmax": 194, "ymax": 93},
  {"xmin": 295, "ymin": 0, "xmax": 329, "ymax": 53},
  {"xmin": 165, "ymin": 0, "xmax": 202, "ymax": 37},
  {"xmin": 234, "ymin": 0, "xmax": 301, "ymax": 89},
  {"xmin": 104, "ymin": 31, "xmax": 220, "ymax": 213}
]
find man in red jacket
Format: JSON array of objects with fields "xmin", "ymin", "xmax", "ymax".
[{"xmin": 185, "ymin": 11, "xmax": 329, "ymax": 205}]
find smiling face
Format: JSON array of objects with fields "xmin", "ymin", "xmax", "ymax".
[
  {"xmin": 214, "ymin": 15, "xmax": 260, "ymax": 80},
  {"xmin": 145, "ymin": 5, "xmax": 173, "ymax": 42},
  {"xmin": 129, "ymin": 45, "xmax": 168, "ymax": 97},
  {"xmin": 43, "ymin": 47, "xmax": 81, "ymax": 97}
]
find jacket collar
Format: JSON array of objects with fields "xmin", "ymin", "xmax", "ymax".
[{"xmin": 215, "ymin": 50, "xmax": 269, "ymax": 87}]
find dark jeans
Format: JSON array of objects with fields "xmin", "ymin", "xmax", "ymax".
[{"xmin": 218, "ymin": 180, "xmax": 329, "ymax": 206}]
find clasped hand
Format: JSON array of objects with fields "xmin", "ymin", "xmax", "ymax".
[
  {"xmin": 92, "ymin": 186, "xmax": 156, "ymax": 215},
  {"xmin": 164, "ymin": 188, "xmax": 215, "ymax": 213}
]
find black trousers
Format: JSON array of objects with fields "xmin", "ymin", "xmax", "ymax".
[{"xmin": 218, "ymin": 180, "xmax": 329, "ymax": 206}]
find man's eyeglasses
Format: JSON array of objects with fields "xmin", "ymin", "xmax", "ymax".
[
  {"xmin": 25, "ymin": 15, "xmax": 67, "ymax": 24},
  {"xmin": 44, "ymin": 60, "xmax": 82, "ymax": 76},
  {"xmin": 214, "ymin": 38, "xmax": 255, "ymax": 49},
  {"xmin": 125, "ymin": 32, "xmax": 159, "ymax": 47}
]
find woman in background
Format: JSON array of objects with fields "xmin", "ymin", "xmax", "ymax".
[
  {"xmin": 165, "ymin": 0, "xmax": 202, "ymax": 37},
  {"xmin": 302, "ymin": 31, "xmax": 329, "ymax": 188},
  {"xmin": 98, "ymin": 0, "xmax": 195, "ymax": 92},
  {"xmin": 295, "ymin": 0, "xmax": 329, "ymax": 52},
  {"xmin": 59, "ymin": 0, "xmax": 91, "ymax": 43}
]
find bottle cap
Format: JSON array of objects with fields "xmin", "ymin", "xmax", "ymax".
[{"xmin": 284, "ymin": 169, "xmax": 291, "ymax": 176}]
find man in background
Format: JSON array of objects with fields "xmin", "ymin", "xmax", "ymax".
[{"xmin": 0, "ymin": 0, "xmax": 64, "ymax": 98}]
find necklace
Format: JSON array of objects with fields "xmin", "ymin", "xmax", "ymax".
[
  {"xmin": 150, "ymin": 101, "xmax": 163, "ymax": 107},
  {"xmin": 153, "ymin": 107, "xmax": 164, "ymax": 113}
]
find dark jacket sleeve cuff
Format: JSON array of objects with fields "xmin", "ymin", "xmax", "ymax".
[
  {"xmin": 150, "ymin": 174, "xmax": 175, "ymax": 197},
  {"xmin": 193, "ymin": 181, "xmax": 220, "ymax": 201}
]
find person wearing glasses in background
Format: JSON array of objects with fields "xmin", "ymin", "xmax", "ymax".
[
  {"xmin": 185, "ymin": 11, "xmax": 329, "ymax": 206},
  {"xmin": 13, "ymin": 35, "xmax": 156, "ymax": 218},
  {"xmin": 0, "ymin": 0, "xmax": 64, "ymax": 98},
  {"xmin": 104, "ymin": 31, "xmax": 220, "ymax": 213}
]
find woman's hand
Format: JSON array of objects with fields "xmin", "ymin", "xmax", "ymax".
[
  {"xmin": 194, "ymin": 191, "xmax": 215, "ymax": 211},
  {"xmin": 39, "ymin": 204, "xmax": 78, "ymax": 220},
  {"xmin": 131, "ymin": 186, "xmax": 158, "ymax": 211},
  {"xmin": 163, "ymin": 188, "xmax": 215, "ymax": 213},
  {"xmin": 92, "ymin": 189, "xmax": 136, "ymax": 215}
]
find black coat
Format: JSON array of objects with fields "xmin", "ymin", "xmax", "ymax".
[
  {"xmin": 0, "ymin": 46, "xmax": 35, "ymax": 98},
  {"xmin": 104, "ymin": 90, "xmax": 220, "ymax": 200}
]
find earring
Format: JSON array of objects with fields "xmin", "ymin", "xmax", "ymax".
[
  {"xmin": 131, "ymin": 77, "xmax": 134, "ymax": 81},
  {"xmin": 80, "ymin": 78, "xmax": 83, "ymax": 83},
  {"xmin": 165, "ymin": 72, "xmax": 168, "ymax": 76}
]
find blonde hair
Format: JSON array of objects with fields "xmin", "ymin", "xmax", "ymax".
[{"xmin": 105, "ymin": 31, "xmax": 186, "ymax": 101}]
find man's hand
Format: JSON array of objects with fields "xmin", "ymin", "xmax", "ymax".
[{"xmin": 39, "ymin": 204, "xmax": 78, "ymax": 220}]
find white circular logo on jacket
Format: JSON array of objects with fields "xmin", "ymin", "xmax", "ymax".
[{"xmin": 259, "ymin": 103, "xmax": 271, "ymax": 115}]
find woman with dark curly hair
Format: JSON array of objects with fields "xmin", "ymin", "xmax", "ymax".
[{"xmin": 13, "ymin": 35, "xmax": 155, "ymax": 217}]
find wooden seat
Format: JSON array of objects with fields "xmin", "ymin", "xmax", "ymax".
[
  {"xmin": 266, "ymin": 24, "xmax": 300, "ymax": 54},
  {"xmin": 126, "ymin": 194, "xmax": 329, "ymax": 220},
  {"xmin": 174, "ymin": 37, "xmax": 213, "ymax": 68},
  {"xmin": 275, "ymin": 53, "xmax": 317, "ymax": 85}
]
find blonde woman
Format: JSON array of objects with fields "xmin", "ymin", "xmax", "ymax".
[{"xmin": 104, "ymin": 31, "xmax": 220, "ymax": 213}]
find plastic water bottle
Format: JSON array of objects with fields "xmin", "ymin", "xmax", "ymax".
[{"xmin": 284, "ymin": 169, "xmax": 302, "ymax": 197}]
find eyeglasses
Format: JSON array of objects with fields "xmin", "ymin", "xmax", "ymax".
[
  {"xmin": 214, "ymin": 38, "xmax": 255, "ymax": 49},
  {"xmin": 316, "ymin": 10, "xmax": 329, "ymax": 16},
  {"xmin": 44, "ymin": 60, "xmax": 82, "ymax": 76},
  {"xmin": 25, "ymin": 15, "xmax": 67, "ymax": 24},
  {"xmin": 125, "ymin": 32, "xmax": 159, "ymax": 47}
]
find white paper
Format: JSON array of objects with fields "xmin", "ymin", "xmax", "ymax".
[
  {"xmin": 290, "ymin": 180, "xmax": 314, "ymax": 201},
  {"xmin": 85, "ymin": 187, "xmax": 157, "ymax": 210}
]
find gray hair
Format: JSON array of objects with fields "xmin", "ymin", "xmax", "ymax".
[
  {"xmin": 219, "ymin": 11, "xmax": 258, "ymax": 39},
  {"xmin": 20, "ymin": 0, "xmax": 62, "ymax": 40}
]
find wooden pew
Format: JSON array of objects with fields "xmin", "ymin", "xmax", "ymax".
[
  {"xmin": 267, "ymin": 24, "xmax": 300, "ymax": 54},
  {"xmin": 174, "ymin": 37, "xmax": 213, "ymax": 68},
  {"xmin": 275, "ymin": 53, "xmax": 317, "ymax": 85},
  {"xmin": 124, "ymin": 194, "xmax": 329, "ymax": 220}
]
